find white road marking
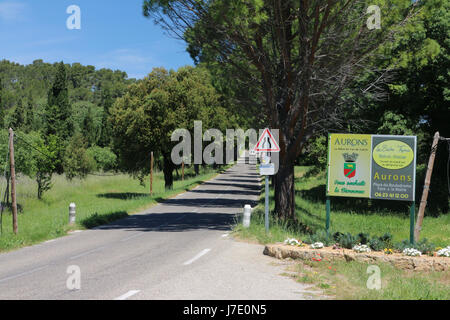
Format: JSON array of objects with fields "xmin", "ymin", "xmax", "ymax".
[
  {"xmin": 44, "ymin": 239, "xmax": 56, "ymax": 244},
  {"xmin": 69, "ymin": 246, "xmax": 105, "ymax": 260},
  {"xmin": 0, "ymin": 265, "xmax": 48, "ymax": 284},
  {"xmin": 183, "ymin": 249, "xmax": 211, "ymax": 265},
  {"xmin": 222, "ymin": 233, "xmax": 229, "ymax": 238},
  {"xmin": 114, "ymin": 290, "xmax": 140, "ymax": 300}
]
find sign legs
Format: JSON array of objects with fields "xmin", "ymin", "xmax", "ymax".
[
  {"xmin": 410, "ymin": 202, "xmax": 415, "ymax": 245},
  {"xmin": 265, "ymin": 175, "xmax": 269, "ymax": 233},
  {"xmin": 326, "ymin": 197, "xmax": 331, "ymax": 234}
]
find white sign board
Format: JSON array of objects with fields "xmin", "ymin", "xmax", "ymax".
[{"xmin": 260, "ymin": 163, "xmax": 275, "ymax": 176}]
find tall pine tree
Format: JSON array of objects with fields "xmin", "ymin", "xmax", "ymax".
[
  {"xmin": 45, "ymin": 62, "xmax": 73, "ymax": 173},
  {"xmin": 45, "ymin": 62, "xmax": 72, "ymax": 139}
]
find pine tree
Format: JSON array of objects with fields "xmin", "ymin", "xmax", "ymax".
[
  {"xmin": 24, "ymin": 93, "xmax": 33, "ymax": 132},
  {"xmin": 45, "ymin": 62, "xmax": 73, "ymax": 139},
  {"xmin": 10, "ymin": 99, "xmax": 25, "ymax": 129}
]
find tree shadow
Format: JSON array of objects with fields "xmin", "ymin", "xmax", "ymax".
[
  {"xmin": 97, "ymin": 193, "xmax": 150, "ymax": 200},
  {"xmin": 81, "ymin": 211, "xmax": 129, "ymax": 229},
  {"xmin": 190, "ymin": 189, "xmax": 260, "ymax": 197},
  {"xmin": 92, "ymin": 211, "xmax": 239, "ymax": 232}
]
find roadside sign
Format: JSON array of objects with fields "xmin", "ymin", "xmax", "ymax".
[
  {"xmin": 253, "ymin": 128, "xmax": 280, "ymax": 153},
  {"xmin": 325, "ymin": 133, "xmax": 417, "ymax": 244},
  {"xmin": 326, "ymin": 133, "xmax": 416, "ymax": 201},
  {"xmin": 260, "ymin": 163, "xmax": 275, "ymax": 176}
]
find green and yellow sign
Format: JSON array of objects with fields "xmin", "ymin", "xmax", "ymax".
[
  {"xmin": 327, "ymin": 134, "xmax": 372, "ymax": 198},
  {"xmin": 327, "ymin": 134, "xmax": 416, "ymax": 201}
]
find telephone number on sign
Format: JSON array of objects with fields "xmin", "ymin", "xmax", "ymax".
[{"xmin": 374, "ymin": 192, "xmax": 409, "ymax": 199}]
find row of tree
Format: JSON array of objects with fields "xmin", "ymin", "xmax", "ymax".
[
  {"xmin": 0, "ymin": 59, "xmax": 248, "ymax": 198},
  {"xmin": 142, "ymin": 0, "xmax": 449, "ymax": 215}
]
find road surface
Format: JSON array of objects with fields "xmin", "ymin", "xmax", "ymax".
[{"xmin": 0, "ymin": 155, "xmax": 316, "ymax": 300}]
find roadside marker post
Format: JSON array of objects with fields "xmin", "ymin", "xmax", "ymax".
[{"xmin": 253, "ymin": 128, "xmax": 280, "ymax": 233}]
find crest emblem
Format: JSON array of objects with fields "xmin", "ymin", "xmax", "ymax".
[{"xmin": 343, "ymin": 153, "xmax": 358, "ymax": 179}]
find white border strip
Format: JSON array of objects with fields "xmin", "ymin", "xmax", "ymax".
[{"xmin": 183, "ymin": 249, "xmax": 211, "ymax": 265}]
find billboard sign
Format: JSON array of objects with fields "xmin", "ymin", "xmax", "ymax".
[{"xmin": 327, "ymin": 134, "xmax": 416, "ymax": 201}]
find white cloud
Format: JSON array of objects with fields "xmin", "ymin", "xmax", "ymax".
[{"xmin": 0, "ymin": 1, "xmax": 26, "ymax": 22}]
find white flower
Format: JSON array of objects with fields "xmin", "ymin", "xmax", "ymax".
[
  {"xmin": 352, "ymin": 243, "xmax": 371, "ymax": 253},
  {"xmin": 436, "ymin": 246, "xmax": 450, "ymax": 257},
  {"xmin": 284, "ymin": 238, "xmax": 300, "ymax": 246},
  {"xmin": 310, "ymin": 242, "xmax": 324, "ymax": 249},
  {"xmin": 402, "ymin": 248, "xmax": 422, "ymax": 256}
]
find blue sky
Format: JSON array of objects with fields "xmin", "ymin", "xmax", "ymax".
[{"xmin": 0, "ymin": 0, "xmax": 194, "ymax": 79}]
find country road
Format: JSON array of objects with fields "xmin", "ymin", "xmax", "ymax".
[{"xmin": 0, "ymin": 155, "xmax": 316, "ymax": 300}]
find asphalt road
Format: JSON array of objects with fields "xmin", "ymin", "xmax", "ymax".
[{"xmin": 0, "ymin": 155, "xmax": 315, "ymax": 300}]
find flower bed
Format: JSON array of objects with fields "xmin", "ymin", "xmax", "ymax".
[{"xmin": 263, "ymin": 243, "xmax": 450, "ymax": 271}]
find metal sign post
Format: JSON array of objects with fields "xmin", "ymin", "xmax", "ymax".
[{"xmin": 253, "ymin": 128, "xmax": 280, "ymax": 234}]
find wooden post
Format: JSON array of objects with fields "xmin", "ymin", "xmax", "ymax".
[
  {"xmin": 182, "ymin": 161, "xmax": 185, "ymax": 181},
  {"xmin": 150, "ymin": 152, "xmax": 154, "ymax": 195},
  {"xmin": 414, "ymin": 132, "xmax": 440, "ymax": 241},
  {"xmin": 9, "ymin": 128, "xmax": 18, "ymax": 234}
]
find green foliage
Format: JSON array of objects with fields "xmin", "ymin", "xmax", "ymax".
[
  {"xmin": 357, "ymin": 233, "xmax": 371, "ymax": 245},
  {"xmin": 337, "ymin": 232, "xmax": 358, "ymax": 249},
  {"xmin": 45, "ymin": 62, "xmax": 73, "ymax": 140},
  {"xmin": 369, "ymin": 237, "xmax": 384, "ymax": 251},
  {"xmin": 394, "ymin": 238, "xmax": 436, "ymax": 256},
  {"xmin": 111, "ymin": 66, "xmax": 234, "ymax": 189},
  {"xmin": 86, "ymin": 146, "xmax": 117, "ymax": 171},
  {"xmin": 304, "ymin": 230, "xmax": 333, "ymax": 246},
  {"xmin": 63, "ymin": 133, "xmax": 96, "ymax": 180}
]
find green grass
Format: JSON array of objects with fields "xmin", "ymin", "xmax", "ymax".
[
  {"xmin": 0, "ymin": 166, "xmax": 223, "ymax": 252},
  {"xmin": 234, "ymin": 166, "xmax": 450, "ymax": 247},
  {"xmin": 289, "ymin": 258, "xmax": 450, "ymax": 300},
  {"xmin": 234, "ymin": 165, "xmax": 450, "ymax": 299}
]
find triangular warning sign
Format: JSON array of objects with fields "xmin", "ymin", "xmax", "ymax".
[{"xmin": 253, "ymin": 128, "xmax": 280, "ymax": 152}]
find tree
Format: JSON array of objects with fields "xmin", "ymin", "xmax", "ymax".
[
  {"xmin": 111, "ymin": 66, "xmax": 228, "ymax": 189},
  {"xmin": 45, "ymin": 62, "xmax": 73, "ymax": 139},
  {"xmin": 143, "ymin": 0, "xmax": 420, "ymax": 220},
  {"xmin": 63, "ymin": 133, "xmax": 96, "ymax": 180},
  {"xmin": 9, "ymin": 99, "xmax": 25, "ymax": 129}
]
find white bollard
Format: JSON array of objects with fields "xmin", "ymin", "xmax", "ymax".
[
  {"xmin": 69, "ymin": 203, "xmax": 76, "ymax": 225},
  {"xmin": 243, "ymin": 204, "xmax": 252, "ymax": 228}
]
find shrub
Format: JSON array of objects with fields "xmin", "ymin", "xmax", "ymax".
[
  {"xmin": 379, "ymin": 233, "xmax": 394, "ymax": 249},
  {"xmin": 357, "ymin": 233, "xmax": 370, "ymax": 245},
  {"xmin": 395, "ymin": 238, "xmax": 436, "ymax": 256},
  {"xmin": 369, "ymin": 238, "xmax": 384, "ymax": 251},
  {"xmin": 305, "ymin": 230, "xmax": 332, "ymax": 246},
  {"xmin": 86, "ymin": 146, "xmax": 117, "ymax": 171},
  {"xmin": 337, "ymin": 232, "xmax": 358, "ymax": 249}
]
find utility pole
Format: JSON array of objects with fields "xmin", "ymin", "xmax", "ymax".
[
  {"xmin": 9, "ymin": 128, "xmax": 18, "ymax": 234},
  {"xmin": 182, "ymin": 161, "xmax": 185, "ymax": 181},
  {"xmin": 414, "ymin": 132, "xmax": 440, "ymax": 241},
  {"xmin": 150, "ymin": 152, "xmax": 154, "ymax": 195}
]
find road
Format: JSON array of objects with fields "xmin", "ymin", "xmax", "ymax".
[{"xmin": 0, "ymin": 155, "xmax": 316, "ymax": 300}]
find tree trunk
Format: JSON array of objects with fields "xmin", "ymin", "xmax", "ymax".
[
  {"xmin": 274, "ymin": 160, "xmax": 296, "ymax": 220},
  {"xmin": 163, "ymin": 154, "xmax": 174, "ymax": 190},
  {"xmin": 194, "ymin": 164, "xmax": 199, "ymax": 176}
]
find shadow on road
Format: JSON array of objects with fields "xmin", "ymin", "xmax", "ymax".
[{"xmin": 95, "ymin": 211, "xmax": 239, "ymax": 233}]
